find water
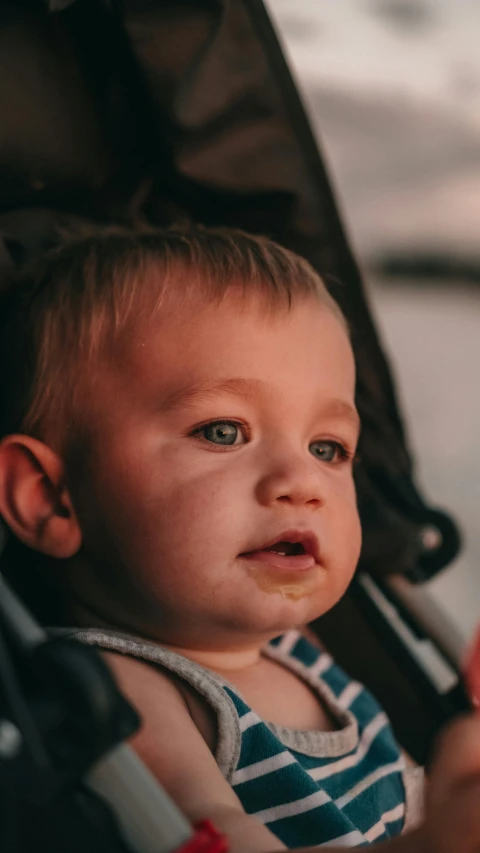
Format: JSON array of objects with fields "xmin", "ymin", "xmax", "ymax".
[{"xmin": 370, "ymin": 280, "xmax": 480, "ymax": 641}]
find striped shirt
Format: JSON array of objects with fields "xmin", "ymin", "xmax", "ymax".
[
  {"xmin": 228, "ymin": 631, "xmax": 407, "ymax": 847},
  {"xmin": 71, "ymin": 627, "xmax": 423, "ymax": 848}
]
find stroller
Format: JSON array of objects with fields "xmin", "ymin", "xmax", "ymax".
[{"xmin": 0, "ymin": 1, "xmax": 471, "ymax": 849}]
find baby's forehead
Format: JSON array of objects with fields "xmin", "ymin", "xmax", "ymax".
[
  {"xmin": 115, "ymin": 291, "xmax": 352, "ymax": 393},
  {"xmin": 121, "ymin": 287, "xmax": 333, "ymax": 361},
  {"xmin": 102, "ymin": 263, "xmax": 348, "ymax": 379}
]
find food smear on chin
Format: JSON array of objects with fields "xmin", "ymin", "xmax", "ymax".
[{"xmin": 247, "ymin": 565, "xmax": 320, "ymax": 601}]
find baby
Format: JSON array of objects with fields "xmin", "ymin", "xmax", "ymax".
[{"xmin": 0, "ymin": 228, "xmax": 479, "ymax": 853}]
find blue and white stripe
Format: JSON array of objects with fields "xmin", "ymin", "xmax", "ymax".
[{"xmin": 226, "ymin": 631, "xmax": 407, "ymax": 848}]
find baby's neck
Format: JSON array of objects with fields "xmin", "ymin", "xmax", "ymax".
[
  {"xmin": 70, "ymin": 598, "xmax": 266, "ymax": 675},
  {"xmin": 160, "ymin": 641, "xmax": 263, "ymax": 675}
]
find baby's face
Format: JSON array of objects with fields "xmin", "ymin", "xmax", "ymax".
[{"xmin": 69, "ymin": 291, "xmax": 361, "ymax": 650}]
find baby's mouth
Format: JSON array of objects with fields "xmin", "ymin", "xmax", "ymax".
[
  {"xmin": 263, "ymin": 542, "xmax": 306, "ymax": 556},
  {"xmin": 240, "ymin": 538, "xmax": 318, "ymax": 572}
]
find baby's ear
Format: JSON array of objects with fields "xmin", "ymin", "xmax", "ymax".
[{"xmin": 0, "ymin": 435, "xmax": 81, "ymax": 558}]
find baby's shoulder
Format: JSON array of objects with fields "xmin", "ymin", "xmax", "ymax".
[{"xmin": 102, "ymin": 650, "xmax": 218, "ymax": 753}]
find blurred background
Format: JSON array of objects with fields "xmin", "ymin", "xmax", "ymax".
[{"xmin": 267, "ymin": 0, "xmax": 480, "ymax": 642}]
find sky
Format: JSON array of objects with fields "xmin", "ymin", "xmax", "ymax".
[
  {"xmin": 269, "ymin": 0, "xmax": 480, "ymax": 128},
  {"xmin": 267, "ymin": 0, "xmax": 480, "ymax": 259}
]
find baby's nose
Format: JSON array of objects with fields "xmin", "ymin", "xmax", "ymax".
[{"xmin": 256, "ymin": 455, "xmax": 326, "ymax": 508}]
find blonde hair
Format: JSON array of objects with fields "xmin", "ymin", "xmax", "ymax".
[{"xmin": 0, "ymin": 226, "xmax": 346, "ymax": 449}]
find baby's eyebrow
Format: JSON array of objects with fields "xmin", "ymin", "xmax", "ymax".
[
  {"xmin": 162, "ymin": 378, "xmax": 360, "ymax": 433},
  {"xmin": 322, "ymin": 399, "xmax": 361, "ymax": 436},
  {"xmin": 162, "ymin": 377, "xmax": 275, "ymax": 409}
]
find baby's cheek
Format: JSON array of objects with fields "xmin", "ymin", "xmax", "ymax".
[
  {"xmin": 340, "ymin": 492, "xmax": 362, "ymax": 548},
  {"xmin": 351, "ymin": 513, "xmax": 363, "ymax": 561},
  {"xmin": 331, "ymin": 507, "xmax": 362, "ymax": 591}
]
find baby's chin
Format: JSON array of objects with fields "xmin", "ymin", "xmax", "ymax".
[
  {"xmin": 239, "ymin": 563, "xmax": 340, "ymax": 619},
  {"xmin": 225, "ymin": 583, "xmax": 329, "ymax": 638},
  {"xmin": 246, "ymin": 563, "xmax": 322, "ymax": 602}
]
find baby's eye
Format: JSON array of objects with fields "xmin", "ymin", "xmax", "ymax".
[
  {"xmin": 193, "ymin": 420, "xmax": 246, "ymax": 447},
  {"xmin": 309, "ymin": 440, "xmax": 350, "ymax": 464}
]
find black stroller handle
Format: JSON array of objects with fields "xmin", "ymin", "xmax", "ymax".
[{"xmin": 0, "ymin": 560, "xmax": 194, "ymax": 853}]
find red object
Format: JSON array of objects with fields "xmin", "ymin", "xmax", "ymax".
[
  {"xmin": 464, "ymin": 627, "xmax": 480, "ymax": 709},
  {"xmin": 176, "ymin": 821, "xmax": 229, "ymax": 853}
]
